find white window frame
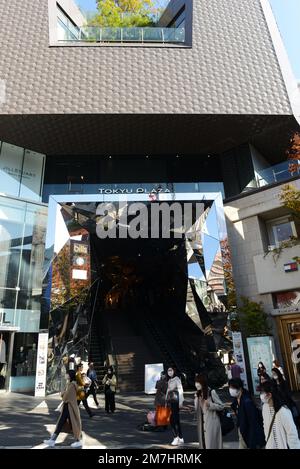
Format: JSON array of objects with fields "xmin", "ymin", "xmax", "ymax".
[{"xmin": 266, "ymin": 215, "xmax": 297, "ymax": 247}]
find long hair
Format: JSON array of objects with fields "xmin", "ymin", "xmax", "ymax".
[
  {"xmin": 195, "ymin": 373, "xmax": 209, "ymax": 400},
  {"xmin": 260, "ymin": 381, "xmax": 287, "ymax": 413},
  {"xmin": 67, "ymin": 370, "xmax": 76, "ymax": 382},
  {"xmin": 272, "ymin": 367, "xmax": 284, "ymax": 385}
]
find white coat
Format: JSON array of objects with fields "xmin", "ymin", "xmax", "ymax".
[{"xmin": 262, "ymin": 403, "xmax": 300, "ymax": 449}]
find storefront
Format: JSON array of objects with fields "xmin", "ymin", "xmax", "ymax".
[
  {"xmin": 0, "ymin": 194, "xmax": 47, "ymax": 393},
  {"xmin": 277, "ymin": 314, "xmax": 300, "ymax": 391}
]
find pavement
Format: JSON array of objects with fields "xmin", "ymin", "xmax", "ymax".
[{"xmin": 0, "ymin": 388, "xmax": 239, "ymax": 449}]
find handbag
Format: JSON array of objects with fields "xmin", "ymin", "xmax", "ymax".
[
  {"xmin": 210, "ymin": 390, "xmax": 234, "ymax": 436},
  {"xmin": 217, "ymin": 409, "xmax": 235, "ymax": 436},
  {"xmin": 156, "ymin": 406, "xmax": 171, "ymax": 426}
]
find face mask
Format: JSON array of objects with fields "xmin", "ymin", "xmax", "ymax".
[
  {"xmin": 229, "ymin": 388, "xmax": 239, "ymax": 398},
  {"xmin": 260, "ymin": 393, "xmax": 270, "ymax": 404},
  {"xmin": 259, "ymin": 365, "xmax": 262, "ymax": 368},
  {"xmin": 195, "ymin": 383, "xmax": 202, "ymax": 390},
  {"xmin": 168, "ymin": 371, "xmax": 174, "ymax": 378},
  {"xmin": 272, "ymin": 374, "xmax": 278, "ymax": 380}
]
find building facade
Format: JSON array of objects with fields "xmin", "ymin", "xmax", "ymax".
[{"xmin": 0, "ymin": 0, "xmax": 300, "ymax": 394}]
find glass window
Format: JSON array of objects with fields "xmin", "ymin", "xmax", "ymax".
[{"xmin": 267, "ymin": 216, "xmax": 297, "ymax": 246}]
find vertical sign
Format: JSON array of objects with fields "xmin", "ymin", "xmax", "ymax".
[
  {"xmin": 246, "ymin": 336, "xmax": 275, "ymax": 395},
  {"xmin": 34, "ymin": 332, "xmax": 48, "ymax": 397},
  {"xmin": 232, "ymin": 332, "xmax": 249, "ymax": 389},
  {"xmin": 144, "ymin": 363, "xmax": 164, "ymax": 394}
]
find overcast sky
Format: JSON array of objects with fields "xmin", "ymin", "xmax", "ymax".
[{"xmin": 76, "ymin": 0, "xmax": 300, "ymax": 80}]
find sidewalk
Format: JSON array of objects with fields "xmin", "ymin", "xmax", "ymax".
[{"xmin": 0, "ymin": 391, "xmax": 239, "ymax": 449}]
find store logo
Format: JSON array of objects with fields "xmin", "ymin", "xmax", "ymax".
[
  {"xmin": 291, "ymin": 339, "xmax": 300, "ymax": 365},
  {"xmin": 0, "ymin": 312, "xmax": 10, "ymax": 325},
  {"xmin": 96, "ymin": 201, "xmax": 202, "ymax": 239},
  {"xmin": 98, "ymin": 187, "xmax": 172, "ymax": 195}
]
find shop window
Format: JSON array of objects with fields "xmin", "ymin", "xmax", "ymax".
[
  {"xmin": 273, "ymin": 291, "xmax": 300, "ymax": 310},
  {"xmin": 11, "ymin": 333, "xmax": 38, "ymax": 377}
]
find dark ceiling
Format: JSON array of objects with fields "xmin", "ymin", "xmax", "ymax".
[{"xmin": 0, "ymin": 114, "xmax": 298, "ymax": 163}]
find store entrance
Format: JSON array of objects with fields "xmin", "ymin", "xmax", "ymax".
[{"xmin": 278, "ymin": 314, "xmax": 300, "ymax": 391}]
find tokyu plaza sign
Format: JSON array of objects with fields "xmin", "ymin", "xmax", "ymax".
[{"xmin": 98, "ymin": 187, "xmax": 172, "ymax": 195}]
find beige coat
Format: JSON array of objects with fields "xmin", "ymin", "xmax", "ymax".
[
  {"xmin": 195, "ymin": 389, "xmax": 224, "ymax": 449},
  {"xmin": 102, "ymin": 373, "xmax": 117, "ymax": 392},
  {"xmin": 57, "ymin": 381, "xmax": 82, "ymax": 440}
]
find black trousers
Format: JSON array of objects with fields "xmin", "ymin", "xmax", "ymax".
[
  {"xmin": 87, "ymin": 382, "xmax": 99, "ymax": 407},
  {"xmin": 105, "ymin": 390, "xmax": 115, "ymax": 413},
  {"xmin": 170, "ymin": 401, "xmax": 183, "ymax": 438},
  {"xmin": 55, "ymin": 403, "xmax": 70, "ymax": 436},
  {"xmin": 77, "ymin": 398, "xmax": 93, "ymax": 416}
]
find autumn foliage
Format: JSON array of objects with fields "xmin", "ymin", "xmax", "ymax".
[{"xmin": 287, "ymin": 132, "xmax": 300, "ymax": 174}]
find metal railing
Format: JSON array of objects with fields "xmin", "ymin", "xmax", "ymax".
[
  {"xmin": 59, "ymin": 26, "xmax": 185, "ymax": 44},
  {"xmin": 255, "ymin": 160, "xmax": 300, "ymax": 189}
]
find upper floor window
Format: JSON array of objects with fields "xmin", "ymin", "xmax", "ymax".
[
  {"xmin": 266, "ymin": 215, "xmax": 299, "ymax": 247},
  {"xmin": 50, "ymin": 0, "xmax": 190, "ymax": 46}
]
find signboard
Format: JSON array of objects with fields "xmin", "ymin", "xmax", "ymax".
[
  {"xmin": 246, "ymin": 336, "xmax": 275, "ymax": 395},
  {"xmin": 0, "ymin": 141, "xmax": 45, "ymax": 201},
  {"xmin": 34, "ymin": 332, "xmax": 49, "ymax": 397},
  {"xmin": 144, "ymin": 363, "xmax": 164, "ymax": 394},
  {"xmin": 232, "ymin": 332, "xmax": 249, "ymax": 389}
]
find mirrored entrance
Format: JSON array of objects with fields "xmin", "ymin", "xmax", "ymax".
[{"xmin": 43, "ymin": 191, "xmax": 235, "ymax": 393}]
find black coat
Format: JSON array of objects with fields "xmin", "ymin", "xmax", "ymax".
[{"xmin": 231, "ymin": 391, "xmax": 265, "ymax": 449}]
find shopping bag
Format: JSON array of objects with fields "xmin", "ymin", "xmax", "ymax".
[{"xmin": 156, "ymin": 406, "xmax": 171, "ymax": 426}]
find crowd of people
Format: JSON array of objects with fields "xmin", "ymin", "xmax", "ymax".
[{"xmin": 42, "ymin": 358, "xmax": 300, "ymax": 449}]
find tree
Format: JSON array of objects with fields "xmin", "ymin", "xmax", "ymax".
[
  {"xmin": 89, "ymin": 0, "xmax": 157, "ymax": 27},
  {"xmin": 238, "ymin": 297, "xmax": 271, "ymax": 337},
  {"xmin": 279, "ymin": 184, "xmax": 300, "ymax": 220},
  {"xmin": 286, "ymin": 132, "xmax": 300, "ymax": 175}
]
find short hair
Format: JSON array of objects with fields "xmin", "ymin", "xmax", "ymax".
[{"xmin": 228, "ymin": 378, "xmax": 244, "ymax": 390}]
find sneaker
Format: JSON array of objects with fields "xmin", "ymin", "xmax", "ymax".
[
  {"xmin": 43, "ymin": 438, "xmax": 56, "ymax": 447},
  {"xmin": 71, "ymin": 440, "xmax": 82, "ymax": 448},
  {"xmin": 171, "ymin": 437, "xmax": 179, "ymax": 446},
  {"xmin": 178, "ymin": 438, "xmax": 184, "ymax": 445}
]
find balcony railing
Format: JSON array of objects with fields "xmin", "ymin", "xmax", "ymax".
[
  {"xmin": 255, "ymin": 160, "xmax": 300, "ymax": 188},
  {"xmin": 58, "ymin": 26, "xmax": 185, "ymax": 44}
]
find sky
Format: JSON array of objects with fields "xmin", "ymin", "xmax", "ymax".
[{"xmin": 76, "ymin": 0, "xmax": 300, "ymax": 80}]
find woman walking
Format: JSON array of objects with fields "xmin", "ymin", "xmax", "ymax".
[
  {"xmin": 194, "ymin": 374, "xmax": 224, "ymax": 449},
  {"xmin": 260, "ymin": 381, "xmax": 300, "ymax": 449},
  {"xmin": 76, "ymin": 364, "xmax": 94, "ymax": 417},
  {"xmin": 43, "ymin": 370, "xmax": 83, "ymax": 448},
  {"xmin": 166, "ymin": 366, "xmax": 184, "ymax": 446},
  {"xmin": 102, "ymin": 366, "xmax": 117, "ymax": 413}
]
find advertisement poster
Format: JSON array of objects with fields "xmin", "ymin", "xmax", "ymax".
[
  {"xmin": 232, "ymin": 332, "xmax": 249, "ymax": 389},
  {"xmin": 34, "ymin": 332, "xmax": 49, "ymax": 397},
  {"xmin": 246, "ymin": 336, "xmax": 275, "ymax": 395},
  {"xmin": 144, "ymin": 363, "xmax": 164, "ymax": 394}
]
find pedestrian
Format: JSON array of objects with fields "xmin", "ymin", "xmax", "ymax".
[
  {"xmin": 43, "ymin": 370, "xmax": 83, "ymax": 448},
  {"xmin": 102, "ymin": 366, "xmax": 117, "ymax": 413},
  {"xmin": 229, "ymin": 378, "xmax": 265, "ymax": 449},
  {"xmin": 273, "ymin": 359, "xmax": 285, "ymax": 380},
  {"xmin": 272, "ymin": 367, "xmax": 300, "ymax": 428},
  {"xmin": 154, "ymin": 371, "xmax": 169, "ymax": 427},
  {"xmin": 230, "ymin": 360, "xmax": 242, "ymax": 380},
  {"xmin": 165, "ymin": 366, "xmax": 184, "ymax": 446},
  {"xmin": 194, "ymin": 373, "xmax": 224, "ymax": 449},
  {"xmin": 260, "ymin": 380, "xmax": 300, "ymax": 449},
  {"xmin": 86, "ymin": 362, "xmax": 99, "ymax": 408},
  {"xmin": 76, "ymin": 364, "xmax": 94, "ymax": 417}
]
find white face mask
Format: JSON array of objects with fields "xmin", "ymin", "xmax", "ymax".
[
  {"xmin": 167, "ymin": 370, "xmax": 174, "ymax": 378},
  {"xmin": 260, "ymin": 393, "xmax": 270, "ymax": 404},
  {"xmin": 195, "ymin": 383, "xmax": 202, "ymax": 390},
  {"xmin": 229, "ymin": 388, "xmax": 239, "ymax": 398},
  {"xmin": 272, "ymin": 374, "xmax": 278, "ymax": 380}
]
